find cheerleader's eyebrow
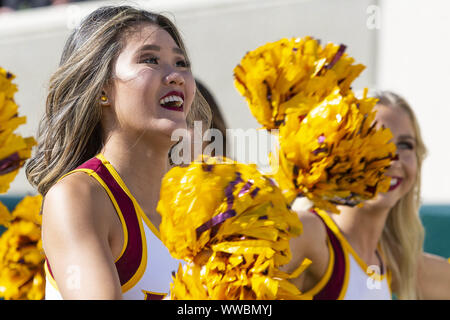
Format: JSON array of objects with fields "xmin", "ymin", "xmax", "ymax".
[
  {"xmin": 137, "ymin": 44, "xmax": 184, "ymax": 55},
  {"xmin": 398, "ymin": 134, "xmax": 415, "ymax": 141},
  {"xmin": 397, "ymin": 134, "xmax": 416, "ymax": 145}
]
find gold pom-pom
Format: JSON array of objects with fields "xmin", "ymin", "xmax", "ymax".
[
  {"xmin": 234, "ymin": 37, "xmax": 365, "ymax": 130},
  {"xmin": 234, "ymin": 37, "xmax": 397, "ymax": 213},
  {"xmin": 157, "ymin": 157, "xmax": 310, "ymax": 299},
  {"xmin": 272, "ymin": 89, "xmax": 396, "ymax": 212},
  {"xmin": 0, "ymin": 195, "xmax": 44, "ymax": 300},
  {"xmin": 0, "ymin": 67, "xmax": 37, "ymax": 194}
]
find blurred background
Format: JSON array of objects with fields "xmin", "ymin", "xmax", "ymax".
[{"xmin": 0, "ymin": 0, "xmax": 449, "ymax": 255}]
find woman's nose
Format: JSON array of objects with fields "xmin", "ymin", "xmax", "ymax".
[
  {"xmin": 389, "ymin": 153, "xmax": 401, "ymax": 167},
  {"xmin": 163, "ymin": 71, "xmax": 185, "ymax": 86}
]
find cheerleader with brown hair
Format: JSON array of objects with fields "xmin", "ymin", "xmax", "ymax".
[{"xmin": 25, "ymin": 5, "xmax": 211, "ymax": 299}]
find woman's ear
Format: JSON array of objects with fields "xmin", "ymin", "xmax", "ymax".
[
  {"xmin": 99, "ymin": 90, "xmax": 110, "ymax": 106},
  {"xmin": 100, "ymin": 82, "xmax": 115, "ymax": 107}
]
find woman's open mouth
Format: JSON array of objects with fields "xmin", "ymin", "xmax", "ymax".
[
  {"xmin": 388, "ymin": 176, "xmax": 403, "ymax": 191},
  {"xmin": 159, "ymin": 91, "xmax": 184, "ymax": 112}
]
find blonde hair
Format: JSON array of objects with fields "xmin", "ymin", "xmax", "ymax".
[
  {"xmin": 26, "ymin": 5, "xmax": 211, "ymax": 196},
  {"xmin": 374, "ymin": 91, "xmax": 426, "ymax": 299}
]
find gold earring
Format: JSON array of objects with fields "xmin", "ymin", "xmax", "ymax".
[{"xmin": 100, "ymin": 95, "xmax": 108, "ymax": 102}]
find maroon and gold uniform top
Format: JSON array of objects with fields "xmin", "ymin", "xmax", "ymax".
[
  {"xmin": 301, "ymin": 209, "xmax": 392, "ymax": 300},
  {"xmin": 44, "ymin": 154, "xmax": 181, "ymax": 300}
]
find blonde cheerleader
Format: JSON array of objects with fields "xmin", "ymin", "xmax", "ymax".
[{"xmin": 284, "ymin": 91, "xmax": 450, "ymax": 300}]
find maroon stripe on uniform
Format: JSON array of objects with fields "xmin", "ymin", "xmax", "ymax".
[
  {"xmin": 76, "ymin": 157, "xmax": 143, "ymax": 286},
  {"xmin": 144, "ymin": 292, "xmax": 165, "ymax": 300},
  {"xmin": 45, "ymin": 157, "xmax": 143, "ymax": 287},
  {"xmin": 311, "ymin": 210, "xmax": 346, "ymax": 300},
  {"xmin": 45, "ymin": 258, "xmax": 54, "ymax": 278}
]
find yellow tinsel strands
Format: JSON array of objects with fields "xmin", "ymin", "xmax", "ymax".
[
  {"xmin": 0, "ymin": 67, "xmax": 42, "ymax": 300},
  {"xmin": 233, "ymin": 37, "xmax": 365, "ymax": 130},
  {"xmin": 0, "ymin": 67, "xmax": 37, "ymax": 193},
  {"xmin": 273, "ymin": 89, "xmax": 396, "ymax": 212},
  {"xmin": 158, "ymin": 157, "xmax": 310, "ymax": 299},
  {"xmin": 234, "ymin": 37, "xmax": 397, "ymax": 213},
  {"xmin": 0, "ymin": 195, "xmax": 44, "ymax": 300}
]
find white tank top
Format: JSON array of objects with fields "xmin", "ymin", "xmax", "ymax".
[
  {"xmin": 44, "ymin": 154, "xmax": 182, "ymax": 300},
  {"xmin": 301, "ymin": 208, "xmax": 392, "ymax": 300},
  {"xmin": 344, "ymin": 252, "xmax": 392, "ymax": 299}
]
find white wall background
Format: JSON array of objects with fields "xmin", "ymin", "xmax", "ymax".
[
  {"xmin": 377, "ymin": 0, "xmax": 450, "ymax": 203},
  {"xmin": 3, "ymin": 0, "xmax": 448, "ymax": 205}
]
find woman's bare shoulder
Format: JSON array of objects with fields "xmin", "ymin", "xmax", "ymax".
[
  {"xmin": 418, "ymin": 252, "xmax": 450, "ymax": 299},
  {"xmin": 281, "ymin": 207, "xmax": 329, "ymax": 275},
  {"xmin": 295, "ymin": 209, "xmax": 328, "ymax": 254},
  {"xmin": 44, "ymin": 171, "xmax": 107, "ymax": 210},
  {"xmin": 46, "ymin": 171, "xmax": 102, "ymax": 197},
  {"xmin": 42, "ymin": 172, "xmax": 112, "ymax": 241},
  {"xmin": 290, "ymin": 198, "xmax": 328, "ymax": 247},
  {"xmin": 41, "ymin": 172, "xmax": 123, "ymax": 299}
]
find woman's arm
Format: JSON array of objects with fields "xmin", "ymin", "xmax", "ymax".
[
  {"xmin": 281, "ymin": 209, "xmax": 330, "ymax": 292},
  {"xmin": 417, "ymin": 252, "xmax": 450, "ymax": 299},
  {"xmin": 42, "ymin": 173, "xmax": 122, "ymax": 299}
]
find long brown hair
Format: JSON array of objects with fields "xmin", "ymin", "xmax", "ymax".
[
  {"xmin": 374, "ymin": 90, "xmax": 426, "ymax": 299},
  {"xmin": 26, "ymin": 5, "xmax": 211, "ymax": 196}
]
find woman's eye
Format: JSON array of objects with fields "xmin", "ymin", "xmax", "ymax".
[
  {"xmin": 141, "ymin": 56, "xmax": 158, "ymax": 64},
  {"xmin": 176, "ymin": 59, "xmax": 190, "ymax": 68},
  {"xmin": 397, "ymin": 141, "xmax": 414, "ymax": 150}
]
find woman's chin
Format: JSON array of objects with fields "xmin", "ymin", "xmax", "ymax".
[
  {"xmin": 145, "ymin": 118, "xmax": 188, "ymax": 145},
  {"xmin": 365, "ymin": 190, "xmax": 401, "ymax": 210}
]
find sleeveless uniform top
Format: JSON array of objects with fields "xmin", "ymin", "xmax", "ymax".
[
  {"xmin": 44, "ymin": 153, "xmax": 182, "ymax": 300},
  {"xmin": 303, "ymin": 209, "xmax": 392, "ymax": 300}
]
